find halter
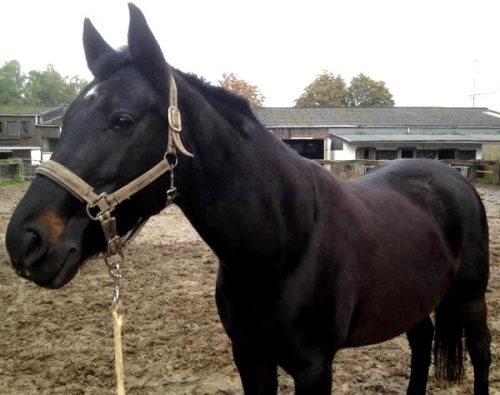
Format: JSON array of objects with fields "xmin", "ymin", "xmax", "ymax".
[{"xmin": 36, "ymin": 74, "xmax": 192, "ymax": 300}]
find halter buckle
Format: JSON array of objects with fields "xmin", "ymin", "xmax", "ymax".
[{"xmin": 168, "ymin": 106, "xmax": 182, "ymax": 133}]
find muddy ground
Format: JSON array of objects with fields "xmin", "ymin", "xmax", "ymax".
[{"xmin": 0, "ymin": 182, "xmax": 498, "ymax": 394}]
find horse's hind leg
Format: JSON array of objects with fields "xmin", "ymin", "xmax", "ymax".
[
  {"xmin": 460, "ymin": 296, "xmax": 491, "ymax": 395},
  {"xmin": 406, "ymin": 315, "xmax": 434, "ymax": 395}
]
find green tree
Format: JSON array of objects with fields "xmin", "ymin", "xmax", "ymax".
[
  {"xmin": 0, "ymin": 60, "xmax": 25, "ymax": 105},
  {"xmin": 219, "ymin": 72, "xmax": 265, "ymax": 107},
  {"xmin": 295, "ymin": 71, "xmax": 347, "ymax": 107},
  {"xmin": 295, "ymin": 71, "xmax": 395, "ymax": 107},
  {"xmin": 24, "ymin": 64, "xmax": 87, "ymax": 106},
  {"xmin": 346, "ymin": 73, "xmax": 394, "ymax": 107}
]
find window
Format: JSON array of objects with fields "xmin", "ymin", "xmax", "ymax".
[
  {"xmin": 356, "ymin": 147, "xmax": 376, "ymax": 160},
  {"xmin": 283, "ymin": 139, "xmax": 324, "ymax": 160},
  {"xmin": 0, "ymin": 122, "xmax": 3, "ymax": 136},
  {"xmin": 21, "ymin": 121, "xmax": 32, "ymax": 137},
  {"xmin": 7, "ymin": 121, "xmax": 18, "ymax": 137},
  {"xmin": 458, "ymin": 150, "xmax": 476, "ymax": 160},
  {"xmin": 376, "ymin": 150, "xmax": 397, "ymax": 160},
  {"xmin": 416, "ymin": 150, "xmax": 437, "ymax": 159},
  {"xmin": 330, "ymin": 137, "xmax": 344, "ymax": 151},
  {"xmin": 399, "ymin": 148, "xmax": 415, "ymax": 158},
  {"xmin": 438, "ymin": 149, "xmax": 457, "ymax": 160},
  {"xmin": 42, "ymin": 138, "xmax": 59, "ymax": 152}
]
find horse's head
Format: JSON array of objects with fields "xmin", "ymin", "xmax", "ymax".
[{"xmin": 6, "ymin": 4, "xmax": 180, "ymax": 288}]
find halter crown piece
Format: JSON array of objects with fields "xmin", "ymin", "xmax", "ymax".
[{"xmin": 35, "ymin": 75, "xmax": 192, "ymax": 395}]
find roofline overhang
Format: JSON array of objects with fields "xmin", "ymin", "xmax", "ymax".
[
  {"xmin": 264, "ymin": 125, "xmax": 500, "ymax": 130},
  {"xmin": 0, "ymin": 113, "xmax": 39, "ymax": 117},
  {"xmin": 333, "ymin": 137, "xmax": 500, "ymax": 144},
  {"xmin": 0, "ymin": 146, "xmax": 40, "ymax": 150}
]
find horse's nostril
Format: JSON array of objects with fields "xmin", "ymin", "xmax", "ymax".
[
  {"xmin": 23, "ymin": 227, "xmax": 48, "ymax": 268},
  {"xmin": 27, "ymin": 230, "xmax": 40, "ymax": 250}
]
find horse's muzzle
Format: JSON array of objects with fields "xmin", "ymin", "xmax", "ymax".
[{"xmin": 6, "ymin": 212, "xmax": 81, "ymax": 288}]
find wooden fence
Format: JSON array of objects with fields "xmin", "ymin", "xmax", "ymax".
[
  {"xmin": 1, "ymin": 159, "xmax": 499, "ymax": 185},
  {"xmin": 317, "ymin": 159, "xmax": 500, "ymax": 184},
  {"xmin": 0, "ymin": 159, "xmax": 38, "ymax": 181}
]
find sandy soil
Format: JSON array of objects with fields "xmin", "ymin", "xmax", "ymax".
[{"xmin": 0, "ymin": 182, "xmax": 499, "ymax": 394}]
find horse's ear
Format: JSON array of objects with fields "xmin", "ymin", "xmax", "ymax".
[
  {"xmin": 83, "ymin": 18, "xmax": 114, "ymax": 76},
  {"xmin": 128, "ymin": 3, "xmax": 169, "ymax": 97}
]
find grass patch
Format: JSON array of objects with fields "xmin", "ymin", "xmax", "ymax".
[{"xmin": 0, "ymin": 178, "xmax": 26, "ymax": 187}]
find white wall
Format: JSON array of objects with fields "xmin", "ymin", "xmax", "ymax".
[
  {"xmin": 332, "ymin": 143, "xmax": 356, "ymax": 160},
  {"xmin": 30, "ymin": 149, "xmax": 41, "ymax": 164}
]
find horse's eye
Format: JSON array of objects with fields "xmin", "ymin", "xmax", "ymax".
[{"xmin": 111, "ymin": 113, "xmax": 135, "ymax": 131}]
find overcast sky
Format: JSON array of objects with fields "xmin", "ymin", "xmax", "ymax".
[{"xmin": 2, "ymin": 0, "xmax": 500, "ymax": 110}]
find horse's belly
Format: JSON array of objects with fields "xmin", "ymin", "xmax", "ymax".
[{"xmin": 344, "ymin": 253, "xmax": 458, "ymax": 347}]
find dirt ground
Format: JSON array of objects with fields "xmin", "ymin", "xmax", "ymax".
[{"xmin": 0, "ymin": 182, "xmax": 499, "ymax": 394}]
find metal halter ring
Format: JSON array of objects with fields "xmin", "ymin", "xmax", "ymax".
[{"xmin": 86, "ymin": 192, "xmax": 112, "ymax": 221}]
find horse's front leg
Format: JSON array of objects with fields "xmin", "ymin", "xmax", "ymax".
[
  {"xmin": 293, "ymin": 361, "xmax": 333, "ymax": 395},
  {"xmin": 286, "ymin": 351, "xmax": 335, "ymax": 395},
  {"xmin": 215, "ymin": 268, "xmax": 278, "ymax": 395},
  {"xmin": 231, "ymin": 343, "xmax": 278, "ymax": 395}
]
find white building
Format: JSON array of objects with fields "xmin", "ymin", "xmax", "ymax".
[{"xmin": 254, "ymin": 107, "xmax": 500, "ymax": 161}]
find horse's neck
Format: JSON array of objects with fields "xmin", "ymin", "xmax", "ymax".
[{"xmin": 174, "ymin": 86, "xmax": 320, "ymax": 270}]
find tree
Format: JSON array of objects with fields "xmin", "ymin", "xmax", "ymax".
[
  {"xmin": 295, "ymin": 71, "xmax": 395, "ymax": 107},
  {"xmin": 346, "ymin": 73, "xmax": 394, "ymax": 107},
  {"xmin": 295, "ymin": 71, "xmax": 348, "ymax": 107},
  {"xmin": 218, "ymin": 72, "xmax": 265, "ymax": 107},
  {"xmin": 0, "ymin": 60, "xmax": 25, "ymax": 105},
  {"xmin": 24, "ymin": 64, "xmax": 87, "ymax": 106}
]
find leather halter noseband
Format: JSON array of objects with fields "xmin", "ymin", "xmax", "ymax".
[{"xmin": 35, "ymin": 75, "xmax": 192, "ymax": 256}]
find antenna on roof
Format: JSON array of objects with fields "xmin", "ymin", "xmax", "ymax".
[{"xmin": 469, "ymin": 60, "xmax": 494, "ymax": 107}]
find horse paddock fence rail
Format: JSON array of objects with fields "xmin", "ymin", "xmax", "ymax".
[
  {"xmin": 0, "ymin": 159, "xmax": 38, "ymax": 181},
  {"xmin": 1, "ymin": 159, "xmax": 499, "ymax": 185},
  {"xmin": 317, "ymin": 159, "xmax": 500, "ymax": 185}
]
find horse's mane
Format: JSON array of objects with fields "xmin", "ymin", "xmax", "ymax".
[{"xmin": 178, "ymin": 70, "xmax": 260, "ymax": 135}]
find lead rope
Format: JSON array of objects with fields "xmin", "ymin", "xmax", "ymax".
[
  {"xmin": 99, "ymin": 212, "xmax": 126, "ymax": 395},
  {"xmin": 101, "ymin": 168, "xmax": 178, "ymax": 395}
]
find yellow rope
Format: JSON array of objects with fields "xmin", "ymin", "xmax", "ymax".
[{"xmin": 112, "ymin": 301, "xmax": 126, "ymax": 395}]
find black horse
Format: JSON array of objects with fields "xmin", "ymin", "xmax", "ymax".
[{"xmin": 5, "ymin": 5, "xmax": 491, "ymax": 394}]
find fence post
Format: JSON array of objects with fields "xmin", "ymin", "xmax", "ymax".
[
  {"xmin": 493, "ymin": 161, "xmax": 500, "ymax": 184},
  {"xmin": 468, "ymin": 163, "xmax": 476, "ymax": 182},
  {"xmin": 20, "ymin": 160, "xmax": 25, "ymax": 181}
]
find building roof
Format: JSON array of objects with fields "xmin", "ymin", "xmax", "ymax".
[
  {"xmin": 0, "ymin": 105, "xmax": 54, "ymax": 115},
  {"xmin": 38, "ymin": 106, "xmax": 66, "ymax": 125},
  {"xmin": 0, "ymin": 105, "xmax": 66, "ymax": 126},
  {"xmin": 330, "ymin": 130, "xmax": 500, "ymax": 144},
  {"xmin": 254, "ymin": 107, "xmax": 500, "ymax": 128}
]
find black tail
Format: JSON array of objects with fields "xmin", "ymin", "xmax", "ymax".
[{"xmin": 433, "ymin": 297, "xmax": 465, "ymax": 383}]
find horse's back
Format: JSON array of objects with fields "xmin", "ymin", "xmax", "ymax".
[{"xmin": 353, "ymin": 159, "xmax": 487, "ymax": 260}]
